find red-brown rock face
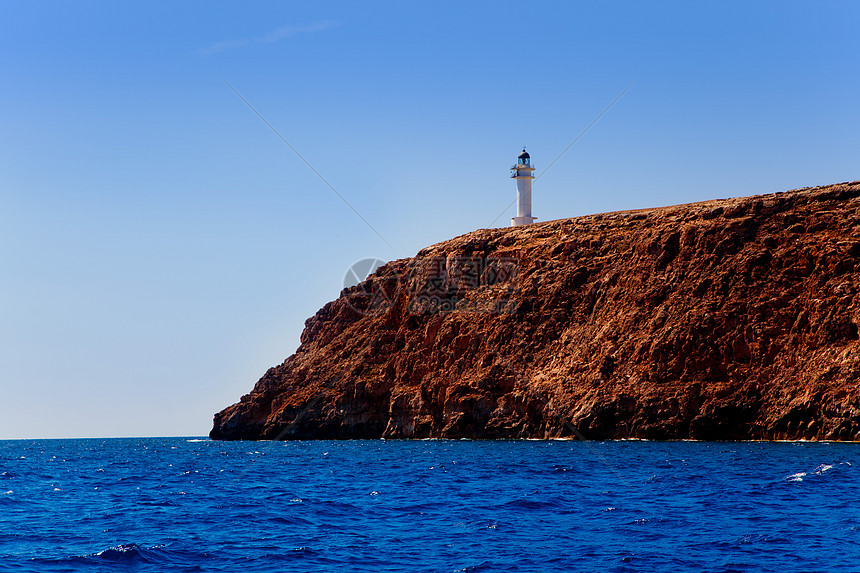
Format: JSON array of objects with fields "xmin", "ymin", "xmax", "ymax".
[{"xmin": 211, "ymin": 181, "xmax": 860, "ymax": 441}]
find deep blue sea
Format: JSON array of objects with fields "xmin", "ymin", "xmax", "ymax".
[{"xmin": 1, "ymin": 438, "xmax": 858, "ymax": 572}]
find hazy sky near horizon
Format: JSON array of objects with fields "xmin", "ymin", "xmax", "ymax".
[{"xmin": 1, "ymin": 1, "xmax": 858, "ymax": 439}]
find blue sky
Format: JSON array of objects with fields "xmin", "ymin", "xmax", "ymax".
[{"xmin": 1, "ymin": 1, "xmax": 857, "ymax": 438}]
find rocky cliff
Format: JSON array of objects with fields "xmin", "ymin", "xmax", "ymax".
[{"xmin": 211, "ymin": 181, "xmax": 860, "ymax": 441}]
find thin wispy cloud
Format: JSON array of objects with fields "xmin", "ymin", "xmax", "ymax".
[{"xmin": 199, "ymin": 20, "xmax": 338, "ymax": 54}]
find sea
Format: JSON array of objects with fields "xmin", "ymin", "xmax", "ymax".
[{"xmin": 1, "ymin": 438, "xmax": 858, "ymax": 572}]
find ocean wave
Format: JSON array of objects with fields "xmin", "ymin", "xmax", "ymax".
[
  {"xmin": 94, "ymin": 543, "xmax": 153, "ymax": 562},
  {"xmin": 783, "ymin": 461, "xmax": 850, "ymax": 482},
  {"xmin": 28, "ymin": 543, "xmax": 156, "ymax": 568},
  {"xmin": 454, "ymin": 561, "xmax": 493, "ymax": 572},
  {"xmin": 29, "ymin": 542, "xmax": 218, "ymax": 570},
  {"xmin": 501, "ymin": 497, "xmax": 559, "ymax": 511},
  {"xmin": 267, "ymin": 515, "xmax": 314, "ymax": 526}
]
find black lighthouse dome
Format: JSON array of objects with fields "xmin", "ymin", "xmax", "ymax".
[{"xmin": 518, "ymin": 148, "xmax": 530, "ymax": 165}]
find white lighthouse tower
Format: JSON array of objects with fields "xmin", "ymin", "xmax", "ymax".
[{"xmin": 510, "ymin": 148, "xmax": 536, "ymax": 226}]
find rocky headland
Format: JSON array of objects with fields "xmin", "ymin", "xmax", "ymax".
[{"xmin": 211, "ymin": 181, "xmax": 860, "ymax": 441}]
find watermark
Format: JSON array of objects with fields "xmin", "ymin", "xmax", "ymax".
[
  {"xmin": 343, "ymin": 258, "xmax": 387, "ymax": 289},
  {"xmin": 405, "ymin": 256, "xmax": 520, "ymax": 315},
  {"xmin": 340, "ymin": 256, "xmax": 521, "ymax": 317},
  {"xmin": 341, "ymin": 258, "xmax": 392, "ymax": 316}
]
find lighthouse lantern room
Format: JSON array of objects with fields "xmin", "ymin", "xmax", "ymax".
[{"xmin": 511, "ymin": 148, "xmax": 536, "ymax": 226}]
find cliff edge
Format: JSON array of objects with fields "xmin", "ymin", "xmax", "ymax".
[{"xmin": 212, "ymin": 181, "xmax": 860, "ymax": 441}]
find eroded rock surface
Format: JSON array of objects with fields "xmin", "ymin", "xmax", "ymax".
[{"xmin": 212, "ymin": 181, "xmax": 860, "ymax": 441}]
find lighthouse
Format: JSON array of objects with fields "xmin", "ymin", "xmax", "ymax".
[{"xmin": 510, "ymin": 148, "xmax": 536, "ymax": 226}]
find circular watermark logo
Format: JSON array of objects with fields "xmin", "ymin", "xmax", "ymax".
[
  {"xmin": 343, "ymin": 258, "xmax": 387, "ymax": 289},
  {"xmin": 342, "ymin": 258, "xmax": 390, "ymax": 316}
]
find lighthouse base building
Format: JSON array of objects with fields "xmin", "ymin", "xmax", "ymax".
[{"xmin": 511, "ymin": 148, "xmax": 536, "ymax": 226}]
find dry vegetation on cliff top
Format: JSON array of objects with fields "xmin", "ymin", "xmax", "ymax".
[{"xmin": 212, "ymin": 181, "xmax": 860, "ymax": 441}]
